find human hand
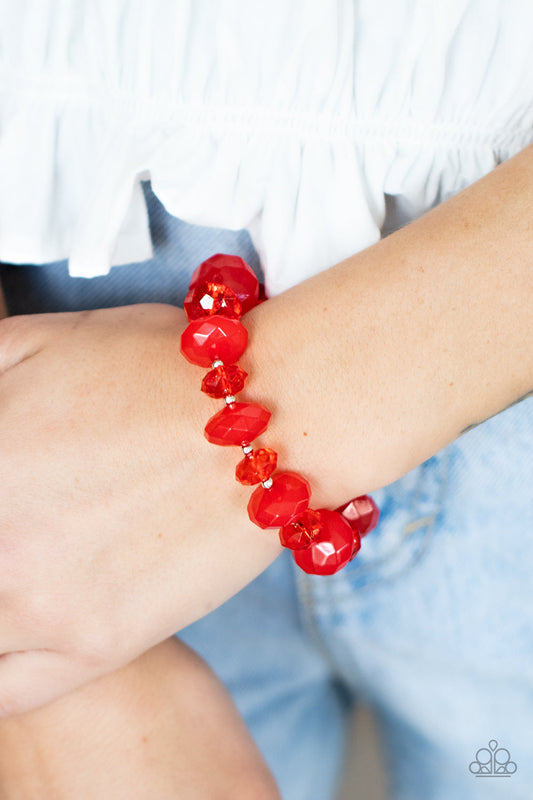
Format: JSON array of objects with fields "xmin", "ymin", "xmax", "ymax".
[
  {"xmin": 0, "ymin": 636, "xmax": 280, "ymax": 799},
  {"xmin": 0, "ymin": 304, "xmax": 282, "ymax": 717},
  {"xmin": 3, "ymin": 144, "xmax": 531, "ymax": 720}
]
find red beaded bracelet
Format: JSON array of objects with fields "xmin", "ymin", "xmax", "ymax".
[{"xmin": 180, "ymin": 253, "xmax": 380, "ymax": 575}]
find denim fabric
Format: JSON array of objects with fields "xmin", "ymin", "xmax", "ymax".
[
  {"xmin": 0, "ymin": 182, "xmax": 262, "ymax": 315},
  {"xmin": 2, "ymin": 183, "xmax": 532, "ymax": 800}
]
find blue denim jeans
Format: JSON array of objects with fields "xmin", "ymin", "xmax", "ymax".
[{"xmin": 2, "ymin": 183, "xmax": 532, "ymax": 800}]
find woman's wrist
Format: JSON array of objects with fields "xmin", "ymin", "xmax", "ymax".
[{"xmin": 241, "ymin": 144, "xmax": 533, "ymax": 502}]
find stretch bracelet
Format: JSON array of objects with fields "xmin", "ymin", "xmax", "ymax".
[{"xmin": 180, "ymin": 254, "xmax": 380, "ymax": 575}]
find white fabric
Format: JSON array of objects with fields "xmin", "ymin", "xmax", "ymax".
[{"xmin": 0, "ymin": 1, "xmax": 532, "ymax": 294}]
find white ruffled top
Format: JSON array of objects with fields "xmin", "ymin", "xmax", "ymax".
[{"xmin": 0, "ymin": 0, "xmax": 532, "ymax": 294}]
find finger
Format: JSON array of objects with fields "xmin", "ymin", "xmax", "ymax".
[{"xmin": 0, "ymin": 650, "xmax": 89, "ymax": 718}]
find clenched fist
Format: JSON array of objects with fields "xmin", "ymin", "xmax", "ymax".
[{"xmin": 0, "ymin": 305, "xmax": 281, "ymax": 717}]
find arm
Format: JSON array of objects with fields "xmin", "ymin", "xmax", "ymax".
[
  {"xmin": 0, "ymin": 637, "xmax": 280, "ymax": 800},
  {"xmin": 242, "ymin": 143, "xmax": 533, "ymax": 506},
  {"xmin": 0, "ymin": 145, "xmax": 531, "ymax": 716},
  {"xmin": 0, "ymin": 285, "xmax": 280, "ymax": 799}
]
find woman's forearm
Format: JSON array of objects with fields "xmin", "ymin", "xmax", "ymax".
[
  {"xmin": 0, "ymin": 639, "xmax": 280, "ymax": 799},
  {"xmin": 239, "ymin": 144, "xmax": 533, "ymax": 505},
  {"xmin": 0, "ymin": 146, "xmax": 530, "ymax": 717}
]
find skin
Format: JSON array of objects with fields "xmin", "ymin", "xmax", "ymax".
[
  {"xmin": 0, "ymin": 143, "xmax": 531, "ymax": 721},
  {"xmin": 0, "ymin": 301, "xmax": 279, "ymax": 798},
  {"xmin": 0, "ymin": 637, "xmax": 280, "ymax": 799}
]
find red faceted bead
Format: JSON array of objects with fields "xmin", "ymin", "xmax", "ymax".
[
  {"xmin": 204, "ymin": 402, "xmax": 271, "ymax": 446},
  {"xmin": 293, "ymin": 510, "xmax": 354, "ymax": 575},
  {"xmin": 184, "ymin": 281, "xmax": 242, "ymax": 321},
  {"xmin": 181, "ymin": 317, "xmax": 247, "ymax": 367},
  {"xmin": 188, "ymin": 254, "xmax": 259, "ymax": 314},
  {"xmin": 336, "ymin": 495, "xmax": 380, "ymax": 537},
  {"xmin": 279, "ymin": 508, "xmax": 323, "ymax": 550},
  {"xmin": 235, "ymin": 448, "xmax": 277, "ymax": 485},
  {"xmin": 349, "ymin": 528, "xmax": 362, "ymax": 561},
  {"xmin": 257, "ymin": 283, "xmax": 267, "ymax": 304},
  {"xmin": 201, "ymin": 364, "xmax": 248, "ymax": 398},
  {"xmin": 248, "ymin": 472, "xmax": 311, "ymax": 529}
]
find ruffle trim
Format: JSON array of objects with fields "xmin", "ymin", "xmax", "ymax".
[{"xmin": 0, "ymin": 105, "xmax": 531, "ymax": 294}]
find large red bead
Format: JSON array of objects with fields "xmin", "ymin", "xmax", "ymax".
[
  {"xmin": 204, "ymin": 403, "xmax": 271, "ymax": 446},
  {"xmin": 180, "ymin": 317, "xmax": 247, "ymax": 367},
  {"xmin": 336, "ymin": 495, "xmax": 380, "ymax": 537},
  {"xmin": 349, "ymin": 528, "xmax": 362, "ymax": 561},
  {"xmin": 248, "ymin": 472, "xmax": 310, "ymax": 529},
  {"xmin": 184, "ymin": 281, "xmax": 242, "ymax": 321},
  {"xmin": 188, "ymin": 254, "xmax": 259, "ymax": 314},
  {"xmin": 293, "ymin": 510, "xmax": 354, "ymax": 575},
  {"xmin": 279, "ymin": 508, "xmax": 323, "ymax": 550},
  {"xmin": 235, "ymin": 448, "xmax": 277, "ymax": 485},
  {"xmin": 201, "ymin": 364, "xmax": 248, "ymax": 398}
]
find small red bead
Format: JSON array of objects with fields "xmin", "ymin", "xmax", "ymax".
[
  {"xmin": 181, "ymin": 317, "xmax": 247, "ymax": 367},
  {"xmin": 235, "ymin": 448, "xmax": 277, "ymax": 485},
  {"xmin": 184, "ymin": 281, "xmax": 242, "ymax": 321},
  {"xmin": 293, "ymin": 510, "xmax": 354, "ymax": 575},
  {"xmin": 201, "ymin": 364, "xmax": 248, "ymax": 398},
  {"xmin": 336, "ymin": 495, "xmax": 380, "ymax": 537},
  {"xmin": 279, "ymin": 508, "xmax": 323, "ymax": 550},
  {"xmin": 204, "ymin": 403, "xmax": 271, "ymax": 446},
  {"xmin": 188, "ymin": 254, "xmax": 259, "ymax": 314},
  {"xmin": 248, "ymin": 472, "xmax": 311, "ymax": 529}
]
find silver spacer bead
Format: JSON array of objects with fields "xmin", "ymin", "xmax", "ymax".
[
  {"xmin": 262, "ymin": 477, "xmax": 274, "ymax": 489},
  {"xmin": 225, "ymin": 395, "xmax": 236, "ymax": 405},
  {"xmin": 242, "ymin": 444, "xmax": 253, "ymax": 455},
  {"xmin": 212, "ymin": 359, "xmax": 224, "ymax": 368}
]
